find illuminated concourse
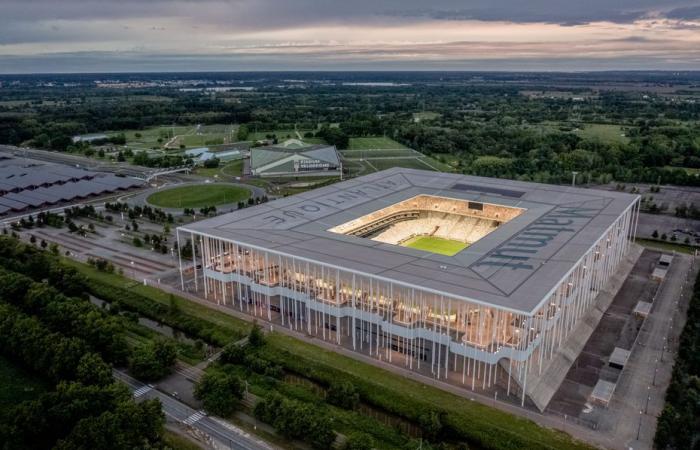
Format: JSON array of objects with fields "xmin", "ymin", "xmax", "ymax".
[{"xmin": 178, "ymin": 168, "xmax": 639, "ymax": 409}]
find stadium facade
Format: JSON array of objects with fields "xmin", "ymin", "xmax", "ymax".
[{"xmin": 177, "ymin": 168, "xmax": 639, "ymax": 406}]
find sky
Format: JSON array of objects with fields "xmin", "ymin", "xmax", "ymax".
[{"xmin": 1, "ymin": 0, "xmax": 700, "ymax": 73}]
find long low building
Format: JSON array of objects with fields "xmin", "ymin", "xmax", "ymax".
[
  {"xmin": 0, "ymin": 157, "xmax": 144, "ymax": 215},
  {"xmin": 250, "ymin": 139, "xmax": 341, "ymax": 177},
  {"xmin": 177, "ymin": 168, "xmax": 639, "ymax": 408}
]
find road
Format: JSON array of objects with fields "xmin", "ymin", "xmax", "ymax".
[
  {"xmin": 0, "ymin": 144, "xmax": 156, "ymax": 178},
  {"xmin": 113, "ymin": 369, "xmax": 275, "ymax": 450}
]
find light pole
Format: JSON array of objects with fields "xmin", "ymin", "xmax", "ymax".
[
  {"xmin": 637, "ymin": 410, "xmax": 643, "ymax": 440},
  {"xmin": 571, "ymin": 171, "xmax": 578, "ymax": 187},
  {"xmin": 130, "ymin": 260, "xmax": 135, "ymax": 278},
  {"xmin": 645, "ymin": 386, "xmax": 651, "ymax": 414}
]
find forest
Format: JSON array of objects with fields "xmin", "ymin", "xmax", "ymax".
[{"xmin": 1, "ymin": 72, "xmax": 699, "ymax": 186}]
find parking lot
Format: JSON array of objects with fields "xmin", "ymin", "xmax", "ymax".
[{"xmin": 547, "ymin": 249, "xmax": 660, "ymax": 421}]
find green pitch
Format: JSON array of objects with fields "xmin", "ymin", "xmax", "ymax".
[
  {"xmin": 403, "ymin": 236, "xmax": 468, "ymax": 256},
  {"xmin": 147, "ymin": 184, "xmax": 250, "ymax": 208}
]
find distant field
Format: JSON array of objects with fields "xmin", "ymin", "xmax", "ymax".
[
  {"xmin": 538, "ymin": 122, "xmax": 629, "ymax": 144},
  {"xmin": 120, "ymin": 125, "xmax": 193, "ymax": 149},
  {"xmin": 341, "ymin": 148, "xmax": 419, "ymax": 158},
  {"xmin": 404, "ymin": 236, "xmax": 467, "ymax": 256},
  {"xmin": 247, "ymin": 129, "xmax": 307, "ymax": 142},
  {"xmin": 365, "ymin": 157, "xmax": 450, "ymax": 172},
  {"xmin": 348, "ymin": 136, "xmax": 408, "ymax": 150},
  {"xmin": 413, "ymin": 111, "xmax": 441, "ymax": 121},
  {"xmin": 147, "ymin": 184, "xmax": 250, "ymax": 208},
  {"xmin": 573, "ymin": 124, "xmax": 629, "ymax": 144},
  {"xmin": 0, "ymin": 355, "xmax": 48, "ymax": 407}
]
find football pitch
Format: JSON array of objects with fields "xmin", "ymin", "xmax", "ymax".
[{"xmin": 403, "ymin": 236, "xmax": 468, "ymax": 256}]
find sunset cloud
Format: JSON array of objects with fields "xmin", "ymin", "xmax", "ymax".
[{"xmin": 1, "ymin": 0, "xmax": 699, "ymax": 72}]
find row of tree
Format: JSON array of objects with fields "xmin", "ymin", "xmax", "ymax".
[
  {"xmin": 654, "ymin": 270, "xmax": 700, "ymax": 449},
  {"xmin": 0, "ymin": 241, "xmax": 168, "ymax": 449}
]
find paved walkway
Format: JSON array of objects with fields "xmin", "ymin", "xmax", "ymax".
[{"xmin": 602, "ymin": 254, "xmax": 697, "ymax": 450}]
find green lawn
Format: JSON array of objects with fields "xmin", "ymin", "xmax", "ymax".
[
  {"xmin": 247, "ymin": 129, "xmax": 309, "ymax": 142},
  {"xmin": 635, "ymin": 238, "xmax": 697, "ymax": 255},
  {"xmin": 403, "ymin": 236, "xmax": 468, "ymax": 256},
  {"xmin": 61, "ymin": 258, "xmax": 252, "ymax": 338},
  {"xmin": 265, "ymin": 334, "xmax": 593, "ymax": 450},
  {"xmin": 121, "ymin": 125, "xmax": 193, "ymax": 149},
  {"xmin": 412, "ymin": 111, "xmax": 441, "ymax": 122},
  {"xmin": 147, "ymin": 184, "xmax": 250, "ymax": 208},
  {"xmin": 537, "ymin": 122, "xmax": 629, "ymax": 144},
  {"xmin": 340, "ymin": 148, "xmax": 419, "ymax": 158},
  {"xmin": 0, "ymin": 355, "xmax": 48, "ymax": 407},
  {"xmin": 366, "ymin": 157, "xmax": 449, "ymax": 172},
  {"xmin": 222, "ymin": 159, "xmax": 245, "ymax": 177},
  {"xmin": 573, "ymin": 123, "xmax": 629, "ymax": 144},
  {"xmin": 348, "ymin": 136, "xmax": 408, "ymax": 150}
]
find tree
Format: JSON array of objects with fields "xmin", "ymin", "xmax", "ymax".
[
  {"xmin": 132, "ymin": 237, "xmax": 142, "ymax": 247},
  {"xmin": 327, "ymin": 380, "xmax": 359, "ymax": 410},
  {"xmin": 194, "ymin": 371, "xmax": 244, "ymax": 417},
  {"xmin": 652, "ymin": 230, "xmax": 659, "ymax": 238},
  {"xmin": 204, "ymin": 157, "xmax": 220, "ymax": 168},
  {"xmin": 344, "ymin": 432, "xmax": 374, "ymax": 450},
  {"xmin": 248, "ymin": 322, "xmax": 265, "ymax": 348},
  {"xmin": 76, "ymin": 352, "xmax": 113, "ymax": 387},
  {"xmin": 237, "ymin": 124, "xmax": 249, "ymax": 141},
  {"xmin": 129, "ymin": 340, "xmax": 177, "ymax": 381},
  {"xmin": 221, "ymin": 341, "xmax": 247, "ymax": 364}
]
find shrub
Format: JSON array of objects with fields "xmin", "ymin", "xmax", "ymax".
[{"xmin": 194, "ymin": 370, "xmax": 244, "ymax": 417}]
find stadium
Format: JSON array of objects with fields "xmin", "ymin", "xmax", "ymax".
[{"xmin": 177, "ymin": 168, "xmax": 640, "ymax": 408}]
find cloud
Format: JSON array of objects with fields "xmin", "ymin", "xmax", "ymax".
[{"xmin": 0, "ymin": 0, "xmax": 699, "ymax": 71}]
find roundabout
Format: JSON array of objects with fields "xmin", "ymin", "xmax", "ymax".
[{"xmin": 146, "ymin": 183, "xmax": 251, "ymax": 209}]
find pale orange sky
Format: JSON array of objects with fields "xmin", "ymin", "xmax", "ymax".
[{"xmin": 1, "ymin": 0, "xmax": 699, "ymax": 72}]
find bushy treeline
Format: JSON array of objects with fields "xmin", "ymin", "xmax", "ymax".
[
  {"xmin": 0, "ymin": 265, "xmax": 166, "ymax": 448},
  {"xmin": 254, "ymin": 392, "xmax": 336, "ymax": 449},
  {"xmin": 105, "ymin": 202, "xmax": 174, "ymax": 224},
  {"xmin": 654, "ymin": 271, "xmax": 700, "ymax": 450},
  {"xmin": 0, "ymin": 268, "xmax": 130, "ymax": 365}
]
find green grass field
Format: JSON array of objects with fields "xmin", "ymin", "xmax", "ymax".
[
  {"xmin": 403, "ymin": 235, "xmax": 468, "ymax": 256},
  {"xmin": 146, "ymin": 184, "xmax": 250, "ymax": 208},
  {"xmin": 121, "ymin": 125, "xmax": 193, "ymax": 149},
  {"xmin": 247, "ymin": 129, "xmax": 309, "ymax": 142},
  {"xmin": 340, "ymin": 148, "xmax": 419, "ymax": 158},
  {"xmin": 537, "ymin": 122, "xmax": 629, "ymax": 144},
  {"xmin": 573, "ymin": 123, "xmax": 629, "ymax": 144},
  {"xmin": 412, "ymin": 111, "xmax": 441, "ymax": 122},
  {"xmin": 0, "ymin": 355, "xmax": 48, "ymax": 407},
  {"xmin": 348, "ymin": 136, "xmax": 408, "ymax": 150},
  {"xmin": 221, "ymin": 159, "xmax": 245, "ymax": 177}
]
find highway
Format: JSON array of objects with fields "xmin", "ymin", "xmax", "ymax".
[{"xmin": 113, "ymin": 369, "xmax": 275, "ymax": 450}]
